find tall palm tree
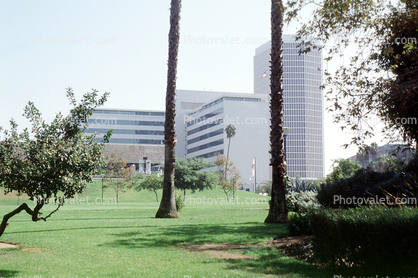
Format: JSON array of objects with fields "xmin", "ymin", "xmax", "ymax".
[
  {"xmin": 265, "ymin": 0, "xmax": 288, "ymax": 223},
  {"xmin": 224, "ymin": 124, "xmax": 236, "ymax": 176},
  {"xmin": 155, "ymin": 0, "xmax": 181, "ymax": 218},
  {"xmin": 224, "ymin": 124, "xmax": 236, "ymax": 198}
]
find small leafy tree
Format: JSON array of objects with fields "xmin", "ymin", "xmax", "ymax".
[
  {"xmin": 325, "ymin": 158, "xmax": 362, "ymax": 185},
  {"xmin": 214, "ymin": 152, "xmax": 242, "ymax": 201},
  {"xmin": 0, "ymin": 88, "xmax": 111, "ymax": 238},
  {"xmin": 134, "ymin": 173, "xmax": 163, "ymax": 202},
  {"xmin": 174, "ymin": 157, "xmax": 217, "ymax": 201},
  {"xmin": 104, "ymin": 151, "xmax": 135, "ymax": 203}
]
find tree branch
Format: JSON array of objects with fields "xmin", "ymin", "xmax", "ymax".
[{"xmin": 0, "ymin": 203, "xmax": 39, "ymax": 237}]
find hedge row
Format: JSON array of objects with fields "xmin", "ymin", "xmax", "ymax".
[
  {"xmin": 309, "ymin": 207, "xmax": 418, "ymax": 272},
  {"xmin": 317, "ymin": 169, "xmax": 411, "ymax": 208}
]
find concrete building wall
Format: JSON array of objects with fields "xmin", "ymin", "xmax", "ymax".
[
  {"xmin": 175, "ymin": 90, "xmax": 226, "ymax": 158},
  {"xmin": 180, "ymin": 91, "xmax": 271, "ymax": 191}
]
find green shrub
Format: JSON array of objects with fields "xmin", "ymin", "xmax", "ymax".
[
  {"xmin": 310, "ymin": 207, "xmax": 418, "ymax": 272},
  {"xmin": 317, "ymin": 169, "xmax": 412, "ymax": 208},
  {"xmin": 288, "ymin": 212, "xmax": 313, "ymax": 236},
  {"xmin": 175, "ymin": 190, "xmax": 184, "ymax": 212},
  {"xmin": 286, "ymin": 179, "xmax": 321, "ymax": 213},
  {"xmin": 286, "ymin": 191, "xmax": 321, "ymax": 213}
]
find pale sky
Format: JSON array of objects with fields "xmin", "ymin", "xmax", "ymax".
[{"xmin": 1, "ymin": 0, "xmax": 381, "ymax": 175}]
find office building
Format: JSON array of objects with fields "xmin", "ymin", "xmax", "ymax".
[
  {"xmin": 254, "ymin": 35, "xmax": 324, "ymax": 179},
  {"xmin": 84, "ymin": 108, "xmax": 165, "ymax": 171},
  {"xmin": 176, "ymin": 90, "xmax": 270, "ymax": 190}
]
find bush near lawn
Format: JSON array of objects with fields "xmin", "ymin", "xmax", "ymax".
[
  {"xmin": 317, "ymin": 169, "xmax": 411, "ymax": 208},
  {"xmin": 310, "ymin": 206, "xmax": 418, "ymax": 272},
  {"xmin": 288, "ymin": 211, "xmax": 313, "ymax": 236}
]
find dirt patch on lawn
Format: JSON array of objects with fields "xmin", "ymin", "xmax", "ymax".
[
  {"xmin": 176, "ymin": 236, "xmax": 311, "ymax": 260},
  {"xmin": 267, "ymin": 235, "xmax": 311, "ymax": 247},
  {"xmin": 177, "ymin": 243, "xmax": 261, "ymax": 259},
  {"xmin": 0, "ymin": 242, "xmax": 18, "ymax": 249}
]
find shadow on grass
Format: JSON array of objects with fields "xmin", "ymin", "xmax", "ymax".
[
  {"xmin": 100, "ymin": 223, "xmax": 287, "ymax": 248},
  {"xmin": 0, "ymin": 270, "xmax": 20, "ymax": 277},
  {"xmin": 100, "ymin": 223, "xmax": 331, "ymax": 277},
  {"xmin": 222, "ymin": 249, "xmax": 331, "ymax": 278}
]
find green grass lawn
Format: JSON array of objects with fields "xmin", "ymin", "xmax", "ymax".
[{"xmin": 0, "ymin": 181, "xmax": 331, "ymax": 278}]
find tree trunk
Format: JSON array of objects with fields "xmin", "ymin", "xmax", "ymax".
[
  {"xmin": 223, "ymin": 188, "xmax": 230, "ymax": 202},
  {"xmin": 265, "ymin": 0, "xmax": 288, "ymax": 223},
  {"xmin": 0, "ymin": 202, "xmax": 43, "ymax": 238},
  {"xmin": 183, "ymin": 188, "xmax": 186, "ymax": 202},
  {"xmin": 225, "ymin": 137, "xmax": 231, "ymax": 180},
  {"xmin": 154, "ymin": 190, "xmax": 159, "ymax": 203},
  {"xmin": 156, "ymin": 0, "xmax": 181, "ymax": 219}
]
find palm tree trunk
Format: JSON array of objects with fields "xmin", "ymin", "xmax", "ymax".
[
  {"xmin": 156, "ymin": 0, "xmax": 181, "ymax": 218},
  {"xmin": 225, "ymin": 137, "xmax": 231, "ymax": 180},
  {"xmin": 265, "ymin": 0, "xmax": 288, "ymax": 223}
]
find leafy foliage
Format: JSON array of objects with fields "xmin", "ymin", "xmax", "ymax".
[
  {"xmin": 214, "ymin": 152, "xmax": 242, "ymax": 201},
  {"xmin": 134, "ymin": 173, "xmax": 163, "ymax": 202},
  {"xmin": 104, "ymin": 151, "xmax": 135, "ymax": 203},
  {"xmin": 286, "ymin": 179, "xmax": 321, "ymax": 213},
  {"xmin": 325, "ymin": 158, "xmax": 362, "ymax": 185},
  {"xmin": 288, "ymin": 211, "xmax": 314, "ymax": 236},
  {"xmin": 174, "ymin": 190, "xmax": 184, "ymax": 212},
  {"xmin": 0, "ymin": 88, "xmax": 111, "ymax": 237},
  {"xmin": 318, "ymin": 168, "xmax": 412, "ymax": 208},
  {"xmin": 310, "ymin": 207, "xmax": 418, "ymax": 272},
  {"xmin": 285, "ymin": 0, "xmax": 418, "ymax": 148},
  {"xmin": 174, "ymin": 157, "xmax": 217, "ymax": 200}
]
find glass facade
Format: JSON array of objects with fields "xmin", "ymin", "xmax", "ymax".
[{"xmin": 254, "ymin": 37, "xmax": 324, "ymax": 179}]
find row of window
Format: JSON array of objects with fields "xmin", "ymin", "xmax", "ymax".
[
  {"xmin": 88, "ymin": 119, "xmax": 165, "ymax": 126},
  {"xmin": 94, "ymin": 110, "xmax": 165, "ymax": 117},
  {"xmin": 283, "ymin": 103, "xmax": 324, "ymax": 111},
  {"xmin": 304, "ymin": 61, "xmax": 321, "ymax": 70},
  {"xmin": 284, "ymin": 110, "xmax": 322, "ymax": 118},
  {"xmin": 305, "ymin": 67, "xmax": 321, "ymax": 75},
  {"xmin": 187, "ymin": 139, "xmax": 224, "ymax": 154},
  {"xmin": 287, "ymin": 146, "xmax": 323, "ymax": 154},
  {"xmin": 283, "ymin": 66, "xmax": 305, "ymax": 73},
  {"xmin": 194, "ymin": 149, "xmax": 224, "ymax": 159},
  {"xmin": 187, "ymin": 120, "xmax": 222, "ymax": 136},
  {"xmin": 283, "ymin": 73, "xmax": 304, "ymax": 79},
  {"xmin": 283, "ymin": 61, "xmax": 306, "ymax": 67},
  {"xmin": 97, "ymin": 138, "xmax": 164, "ymax": 145},
  {"xmin": 287, "ymin": 134, "xmax": 323, "ymax": 142},
  {"xmin": 200, "ymin": 98, "xmax": 224, "ymax": 112},
  {"xmin": 187, "ymin": 108, "xmax": 223, "ymax": 127},
  {"xmin": 283, "ymin": 79, "xmax": 306, "ymax": 85},
  {"xmin": 284, "ymin": 116, "xmax": 322, "ymax": 125},
  {"xmin": 283, "ymin": 54, "xmax": 306, "ymax": 61},
  {"xmin": 86, "ymin": 128, "xmax": 164, "ymax": 136},
  {"xmin": 283, "ymin": 91, "xmax": 322, "ymax": 98},
  {"xmin": 224, "ymin": 97, "xmax": 262, "ymax": 102},
  {"xmin": 284, "ymin": 128, "xmax": 323, "ymax": 135},
  {"xmin": 187, "ymin": 128, "xmax": 223, "ymax": 145},
  {"xmin": 286, "ymin": 159, "xmax": 323, "ymax": 166},
  {"xmin": 287, "ymin": 171, "xmax": 323, "ymax": 178}
]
